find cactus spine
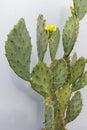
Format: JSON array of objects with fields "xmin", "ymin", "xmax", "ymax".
[{"xmin": 5, "ymin": 0, "xmax": 87, "ymax": 130}]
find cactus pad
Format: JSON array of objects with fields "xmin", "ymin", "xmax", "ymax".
[
  {"xmin": 62, "ymin": 16, "xmax": 79, "ymax": 56},
  {"xmin": 37, "ymin": 15, "xmax": 49, "ymax": 61},
  {"xmin": 69, "ymin": 57, "xmax": 86, "ymax": 83},
  {"xmin": 65, "ymin": 91, "xmax": 82, "ymax": 123},
  {"xmin": 31, "ymin": 62, "xmax": 52, "ymax": 96},
  {"xmin": 72, "ymin": 71, "xmax": 87, "ymax": 91},
  {"xmin": 49, "ymin": 27, "xmax": 60, "ymax": 61},
  {"xmin": 54, "ymin": 113, "xmax": 64, "ymax": 130},
  {"xmin": 45, "ymin": 104, "xmax": 53, "ymax": 130},
  {"xmin": 73, "ymin": 0, "xmax": 87, "ymax": 20},
  {"xmin": 5, "ymin": 18, "xmax": 32, "ymax": 81},
  {"xmin": 50, "ymin": 58, "xmax": 68, "ymax": 90},
  {"xmin": 70, "ymin": 52, "xmax": 77, "ymax": 66},
  {"xmin": 56, "ymin": 84, "xmax": 71, "ymax": 114}
]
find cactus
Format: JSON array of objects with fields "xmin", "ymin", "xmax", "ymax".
[
  {"xmin": 73, "ymin": 0, "xmax": 87, "ymax": 20},
  {"xmin": 62, "ymin": 16, "xmax": 79, "ymax": 56},
  {"xmin": 45, "ymin": 99, "xmax": 54, "ymax": 130},
  {"xmin": 69, "ymin": 57, "xmax": 86, "ymax": 83},
  {"xmin": 65, "ymin": 91, "xmax": 82, "ymax": 123},
  {"xmin": 49, "ymin": 27, "xmax": 60, "ymax": 61},
  {"xmin": 5, "ymin": 18, "xmax": 32, "ymax": 81},
  {"xmin": 5, "ymin": 0, "xmax": 87, "ymax": 130},
  {"xmin": 50, "ymin": 58, "xmax": 68, "ymax": 90},
  {"xmin": 37, "ymin": 15, "xmax": 49, "ymax": 61},
  {"xmin": 70, "ymin": 52, "xmax": 77, "ymax": 66},
  {"xmin": 72, "ymin": 71, "xmax": 87, "ymax": 92},
  {"xmin": 56, "ymin": 84, "xmax": 71, "ymax": 114},
  {"xmin": 30, "ymin": 61, "xmax": 53, "ymax": 97}
]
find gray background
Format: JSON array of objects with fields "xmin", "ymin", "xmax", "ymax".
[{"xmin": 0, "ymin": 0, "xmax": 87, "ymax": 130}]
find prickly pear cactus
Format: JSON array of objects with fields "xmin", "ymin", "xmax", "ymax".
[
  {"xmin": 37, "ymin": 15, "xmax": 49, "ymax": 61},
  {"xmin": 5, "ymin": 0, "xmax": 87, "ymax": 130},
  {"xmin": 5, "ymin": 18, "xmax": 32, "ymax": 81}
]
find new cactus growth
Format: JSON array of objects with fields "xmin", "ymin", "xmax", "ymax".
[{"xmin": 5, "ymin": 0, "xmax": 87, "ymax": 130}]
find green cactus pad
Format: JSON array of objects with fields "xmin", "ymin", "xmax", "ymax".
[
  {"xmin": 69, "ymin": 57, "xmax": 86, "ymax": 83},
  {"xmin": 31, "ymin": 62, "xmax": 52, "ymax": 96},
  {"xmin": 65, "ymin": 91, "xmax": 82, "ymax": 123},
  {"xmin": 50, "ymin": 58, "xmax": 68, "ymax": 90},
  {"xmin": 72, "ymin": 71, "xmax": 87, "ymax": 91},
  {"xmin": 70, "ymin": 52, "xmax": 77, "ymax": 66},
  {"xmin": 62, "ymin": 16, "xmax": 79, "ymax": 56},
  {"xmin": 45, "ymin": 105, "xmax": 53, "ymax": 130},
  {"xmin": 73, "ymin": 0, "xmax": 87, "ymax": 20},
  {"xmin": 37, "ymin": 15, "xmax": 49, "ymax": 61},
  {"xmin": 45, "ymin": 97, "xmax": 54, "ymax": 130},
  {"xmin": 56, "ymin": 84, "xmax": 71, "ymax": 114},
  {"xmin": 5, "ymin": 18, "xmax": 32, "ymax": 81},
  {"xmin": 49, "ymin": 27, "xmax": 60, "ymax": 61},
  {"xmin": 54, "ymin": 113, "xmax": 64, "ymax": 130}
]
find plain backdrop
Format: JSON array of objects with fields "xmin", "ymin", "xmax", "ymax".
[{"xmin": 0, "ymin": 0, "xmax": 87, "ymax": 130}]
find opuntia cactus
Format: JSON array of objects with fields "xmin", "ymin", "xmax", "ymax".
[{"xmin": 5, "ymin": 0, "xmax": 87, "ymax": 130}]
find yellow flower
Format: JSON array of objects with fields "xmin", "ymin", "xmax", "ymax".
[
  {"xmin": 70, "ymin": 6, "xmax": 74, "ymax": 11},
  {"xmin": 45, "ymin": 25, "xmax": 57, "ymax": 32}
]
